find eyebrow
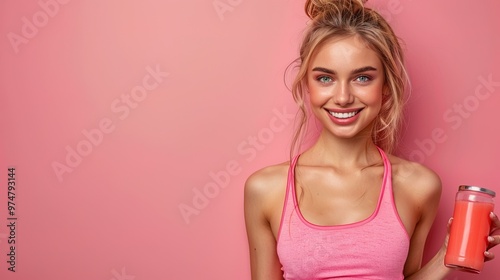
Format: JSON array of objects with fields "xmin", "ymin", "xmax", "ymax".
[{"xmin": 311, "ymin": 66, "xmax": 378, "ymax": 75}]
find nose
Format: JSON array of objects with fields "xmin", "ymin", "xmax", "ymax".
[{"xmin": 333, "ymin": 82, "xmax": 354, "ymax": 106}]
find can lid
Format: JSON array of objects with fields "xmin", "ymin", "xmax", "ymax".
[{"xmin": 459, "ymin": 185, "xmax": 496, "ymax": 197}]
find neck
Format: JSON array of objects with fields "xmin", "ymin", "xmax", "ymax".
[{"xmin": 303, "ymin": 129, "xmax": 381, "ymax": 169}]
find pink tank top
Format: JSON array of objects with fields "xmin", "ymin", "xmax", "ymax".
[{"xmin": 277, "ymin": 148, "xmax": 410, "ymax": 279}]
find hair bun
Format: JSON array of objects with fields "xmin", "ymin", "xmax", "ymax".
[{"xmin": 305, "ymin": 0, "xmax": 367, "ymax": 20}]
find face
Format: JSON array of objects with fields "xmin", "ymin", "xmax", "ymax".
[{"xmin": 306, "ymin": 35, "xmax": 385, "ymax": 140}]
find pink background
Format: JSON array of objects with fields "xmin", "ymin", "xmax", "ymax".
[{"xmin": 1, "ymin": 0, "xmax": 499, "ymax": 279}]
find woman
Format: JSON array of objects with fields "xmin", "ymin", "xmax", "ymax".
[{"xmin": 244, "ymin": 0, "xmax": 500, "ymax": 279}]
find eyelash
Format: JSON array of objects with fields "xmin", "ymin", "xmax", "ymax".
[
  {"xmin": 317, "ymin": 76, "xmax": 333, "ymax": 83},
  {"xmin": 356, "ymin": 75, "xmax": 371, "ymax": 83},
  {"xmin": 316, "ymin": 75, "xmax": 372, "ymax": 84}
]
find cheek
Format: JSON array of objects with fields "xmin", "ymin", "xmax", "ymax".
[
  {"xmin": 308, "ymin": 86, "xmax": 330, "ymax": 107},
  {"xmin": 362, "ymin": 85, "xmax": 384, "ymax": 106},
  {"xmin": 309, "ymin": 91, "xmax": 322, "ymax": 107},
  {"xmin": 372, "ymin": 90, "xmax": 384, "ymax": 116},
  {"xmin": 306, "ymin": 90, "xmax": 327, "ymax": 118}
]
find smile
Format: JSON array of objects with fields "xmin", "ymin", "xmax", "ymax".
[{"xmin": 327, "ymin": 109, "xmax": 362, "ymax": 119}]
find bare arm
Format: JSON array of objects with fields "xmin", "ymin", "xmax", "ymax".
[
  {"xmin": 244, "ymin": 171, "xmax": 284, "ymax": 280},
  {"xmin": 404, "ymin": 223, "xmax": 452, "ymax": 280},
  {"xmin": 399, "ymin": 164, "xmax": 452, "ymax": 279}
]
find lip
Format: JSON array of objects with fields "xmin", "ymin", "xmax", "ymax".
[{"xmin": 325, "ymin": 108, "xmax": 363, "ymax": 125}]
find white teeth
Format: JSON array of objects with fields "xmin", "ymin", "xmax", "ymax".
[{"xmin": 329, "ymin": 110, "xmax": 359, "ymax": 119}]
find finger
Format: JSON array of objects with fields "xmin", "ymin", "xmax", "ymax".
[
  {"xmin": 444, "ymin": 218, "xmax": 452, "ymax": 247},
  {"xmin": 487, "ymin": 236, "xmax": 500, "ymax": 250},
  {"xmin": 484, "ymin": 250, "xmax": 495, "ymax": 262},
  {"xmin": 447, "ymin": 217, "xmax": 453, "ymax": 232}
]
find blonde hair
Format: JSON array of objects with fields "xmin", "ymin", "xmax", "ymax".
[{"xmin": 290, "ymin": 0, "xmax": 409, "ymax": 156}]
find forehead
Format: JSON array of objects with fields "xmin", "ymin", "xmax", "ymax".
[{"xmin": 309, "ymin": 35, "xmax": 382, "ymax": 71}]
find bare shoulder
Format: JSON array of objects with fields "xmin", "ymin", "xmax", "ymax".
[
  {"xmin": 244, "ymin": 161, "xmax": 290, "ymax": 235},
  {"xmin": 244, "ymin": 162, "xmax": 289, "ymax": 201},
  {"xmin": 388, "ymin": 154, "xmax": 442, "ymax": 202}
]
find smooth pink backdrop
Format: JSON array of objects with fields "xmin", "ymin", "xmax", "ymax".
[{"xmin": 1, "ymin": 0, "xmax": 499, "ymax": 279}]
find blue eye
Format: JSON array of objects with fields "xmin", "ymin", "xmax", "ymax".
[
  {"xmin": 317, "ymin": 76, "xmax": 332, "ymax": 83},
  {"xmin": 356, "ymin": 75, "xmax": 371, "ymax": 83}
]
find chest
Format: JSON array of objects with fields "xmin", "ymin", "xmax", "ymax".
[
  {"xmin": 269, "ymin": 167, "xmax": 419, "ymax": 239},
  {"xmin": 294, "ymin": 166, "xmax": 385, "ymax": 226}
]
